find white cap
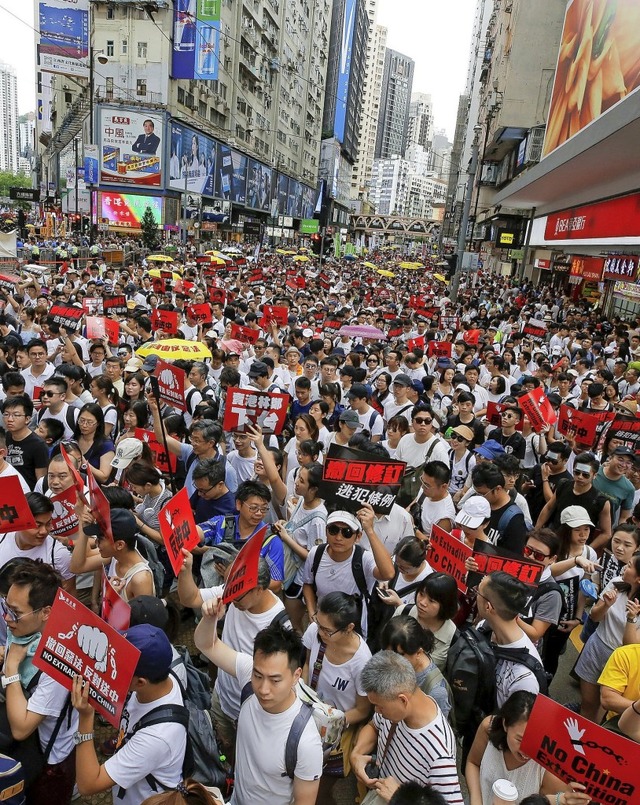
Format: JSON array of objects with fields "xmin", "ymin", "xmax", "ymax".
[
  {"xmin": 560, "ymin": 506, "xmax": 594, "ymax": 528},
  {"xmin": 111, "ymin": 438, "xmax": 144, "ymax": 469},
  {"xmin": 455, "ymin": 496, "xmax": 491, "ymax": 528},
  {"xmin": 326, "ymin": 510, "xmax": 361, "ymax": 533}
]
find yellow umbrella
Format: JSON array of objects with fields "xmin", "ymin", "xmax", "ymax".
[
  {"xmin": 146, "ymin": 254, "xmax": 175, "ymax": 262},
  {"xmin": 276, "ymin": 248, "xmax": 297, "ymax": 255},
  {"xmin": 376, "ymin": 269, "xmax": 396, "ymax": 278},
  {"xmin": 199, "ymin": 255, "xmax": 227, "ymax": 265},
  {"xmin": 148, "ymin": 269, "xmax": 182, "ymax": 281},
  {"xmin": 293, "ymin": 255, "xmax": 310, "ymax": 262},
  {"xmin": 363, "ymin": 261, "xmax": 378, "ymax": 270},
  {"xmin": 399, "ymin": 261, "xmax": 424, "ymax": 269},
  {"xmin": 298, "ymin": 247, "xmax": 310, "ymax": 253},
  {"xmin": 434, "ymin": 273, "xmax": 448, "ymax": 283},
  {"xmin": 136, "ymin": 339, "xmax": 212, "ymax": 361}
]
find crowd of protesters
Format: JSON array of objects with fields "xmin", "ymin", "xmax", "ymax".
[{"xmin": 0, "ymin": 237, "xmax": 638, "ymax": 805}]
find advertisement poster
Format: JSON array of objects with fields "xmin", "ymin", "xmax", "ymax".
[
  {"xmin": 543, "ymin": 0, "xmax": 640, "ymax": 156},
  {"xmin": 246, "ymin": 159, "xmax": 272, "ymax": 212},
  {"xmin": 159, "ymin": 488, "xmax": 200, "ymax": 576},
  {"xmin": 427, "ymin": 525, "xmax": 471, "ymax": 593},
  {"xmin": 334, "ymin": 0, "xmax": 356, "ymax": 142},
  {"xmin": 287, "ymin": 179, "xmax": 300, "ymax": 218},
  {"xmin": 169, "ymin": 122, "xmax": 216, "ymax": 196},
  {"xmin": 172, "ymin": 0, "xmax": 220, "ymax": 80},
  {"xmin": 0, "ymin": 477, "xmax": 36, "ymax": 533},
  {"xmin": 521, "ymin": 695, "xmax": 640, "ymax": 804},
  {"xmin": 276, "ymin": 174, "xmax": 289, "ymax": 215},
  {"xmin": 215, "ymin": 143, "xmax": 234, "ymax": 199},
  {"xmin": 154, "ymin": 359, "xmax": 186, "ymax": 411},
  {"xmin": 99, "ymin": 108, "xmax": 164, "ymax": 187},
  {"xmin": 223, "ymin": 525, "xmax": 268, "ymax": 605},
  {"xmin": 84, "ymin": 144, "xmax": 99, "ymax": 185},
  {"xmin": 231, "ymin": 151, "xmax": 247, "ymax": 204},
  {"xmin": 33, "ymin": 590, "xmax": 140, "ymax": 728},
  {"xmin": 100, "ymin": 192, "xmax": 162, "ymax": 229},
  {"xmin": 38, "ymin": 0, "xmax": 89, "ymax": 78},
  {"xmin": 223, "ymin": 387, "xmax": 288, "ymax": 435}
]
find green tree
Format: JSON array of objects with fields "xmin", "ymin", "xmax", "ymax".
[
  {"xmin": 0, "ymin": 171, "xmax": 31, "ymax": 199},
  {"xmin": 140, "ymin": 205, "xmax": 158, "ymax": 250}
]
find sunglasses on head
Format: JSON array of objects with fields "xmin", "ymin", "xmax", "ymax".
[{"xmin": 327, "ymin": 523, "xmax": 356, "ymax": 539}]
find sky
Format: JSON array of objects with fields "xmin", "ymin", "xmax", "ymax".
[
  {"xmin": 0, "ymin": 0, "xmax": 477, "ymax": 135},
  {"xmin": 376, "ymin": 0, "xmax": 477, "ymax": 140}
]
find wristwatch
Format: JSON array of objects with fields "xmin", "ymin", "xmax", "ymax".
[
  {"xmin": 1, "ymin": 674, "xmax": 20, "ymax": 689},
  {"xmin": 73, "ymin": 731, "xmax": 94, "ymax": 746},
  {"xmin": 627, "ymin": 616, "xmax": 638, "ymax": 624}
]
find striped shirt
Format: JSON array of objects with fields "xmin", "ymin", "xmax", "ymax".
[{"xmin": 373, "ymin": 702, "xmax": 463, "ymax": 803}]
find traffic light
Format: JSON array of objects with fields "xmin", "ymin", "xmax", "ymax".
[{"xmin": 310, "ymin": 233, "xmax": 322, "ymax": 255}]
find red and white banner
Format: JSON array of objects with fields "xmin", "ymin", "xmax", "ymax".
[
  {"xmin": 86, "ymin": 316, "xmax": 120, "ymax": 345},
  {"xmin": 427, "ymin": 340, "xmax": 453, "ymax": 358},
  {"xmin": 159, "ymin": 487, "xmax": 200, "ymax": 576},
  {"xmin": 154, "ymin": 358, "xmax": 186, "ymax": 411},
  {"xmin": 101, "ymin": 569, "xmax": 131, "ymax": 631},
  {"xmin": 50, "ymin": 487, "xmax": 79, "ymax": 539},
  {"xmin": 487, "ymin": 401, "xmax": 524, "ymax": 431},
  {"xmin": 223, "ymin": 387, "xmax": 289, "ymax": 435},
  {"xmin": 186, "ymin": 303, "xmax": 211, "ymax": 324},
  {"xmin": 518, "ymin": 387, "xmax": 557, "ymax": 433},
  {"xmin": 557, "ymin": 405, "xmax": 615, "ymax": 449},
  {"xmin": 544, "ymin": 192, "xmax": 640, "ymax": 242},
  {"xmin": 134, "ymin": 428, "xmax": 177, "ymax": 474},
  {"xmin": 87, "ymin": 467, "xmax": 114, "ymax": 545},
  {"xmin": 151, "ymin": 309, "xmax": 179, "ymax": 335},
  {"xmin": 223, "ymin": 525, "xmax": 268, "ymax": 605},
  {"xmin": 259, "ymin": 305, "xmax": 289, "ymax": 328},
  {"xmin": 0, "ymin": 476, "xmax": 36, "ymax": 533},
  {"xmin": 428, "ymin": 526, "xmax": 471, "ymax": 593}
]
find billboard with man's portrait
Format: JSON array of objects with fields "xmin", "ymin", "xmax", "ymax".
[{"xmin": 99, "ymin": 107, "xmax": 164, "ymax": 187}]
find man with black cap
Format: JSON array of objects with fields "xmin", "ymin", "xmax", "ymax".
[
  {"xmin": 248, "ymin": 360, "xmax": 281, "ymax": 394},
  {"xmin": 384, "ymin": 373, "xmax": 415, "ymax": 425},
  {"xmin": 347, "ymin": 383, "xmax": 384, "ymax": 442},
  {"xmin": 71, "ymin": 623, "xmax": 187, "ymax": 804}
]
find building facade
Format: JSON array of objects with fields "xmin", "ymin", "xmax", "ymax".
[
  {"xmin": 0, "ymin": 64, "xmax": 19, "ymax": 174},
  {"xmin": 374, "ymin": 48, "xmax": 414, "ymax": 160}
]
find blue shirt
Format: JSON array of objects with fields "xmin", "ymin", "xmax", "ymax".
[
  {"xmin": 199, "ymin": 514, "xmax": 284, "ymax": 582},
  {"xmin": 180, "ymin": 443, "xmax": 238, "ymax": 497},
  {"xmin": 190, "ymin": 489, "xmax": 236, "ymax": 522}
]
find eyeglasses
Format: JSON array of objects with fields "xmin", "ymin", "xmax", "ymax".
[
  {"xmin": 451, "ymin": 433, "xmax": 468, "ymax": 442},
  {"xmin": 501, "ymin": 412, "xmax": 516, "ymax": 419},
  {"xmin": 0, "ymin": 597, "xmax": 42, "ymax": 623},
  {"xmin": 3, "ymin": 412, "xmax": 26, "ymax": 419},
  {"xmin": 242, "ymin": 503, "xmax": 269, "ymax": 515},
  {"xmin": 523, "ymin": 545, "xmax": 550, "ymax": 562},
  {"xmin": 78, "ymin": 419, "xmax": 97, "ymax": 426},
  {"xmin": 312, "ymin": 613, "xmax": 342, "ymax": 638},
  {"xmin": 196, "ymin": 485, "xmax": 216, "ymax": 496},
  {"xmin": 472, "ymin": 586, "xmax": 491, "ymax": 604},
  {"xmin": 413, "ymin": 417, "xmax": 432, "ymax": 425},
  {"xmin": 28, "ymin": 352, "xmax": 46, "ymax": 358},
  {"xmin": 367, "ymin": 359, "xmax": 378, "ymax": 364},
  {"xmin": 327, "ymin": 523, "xmax": 356, "ymax": 539}
]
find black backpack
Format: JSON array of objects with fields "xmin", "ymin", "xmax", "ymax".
[
  {"xmin": 523, "ymin": 579, "xmax": 567, "ymax": 626},
  {"xmin": 310, "ymin": 543, "xmax": 370, "ymax": 608},
  {"xmin": 366, "ymin": 571, "xmax": 423, "ymax": 653}
]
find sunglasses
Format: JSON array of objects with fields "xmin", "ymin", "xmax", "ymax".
[
  {"xmin": 327, "ymin": 524, "xmax": 356, "ymax": 539},
  {"xmin": 501, "ymin": 412, "xmax": 516, "ymax": 419},
  {"xmin": 41, "ymin": 390, "xmax": 59, "ymax": 398},
  {"xmin": 451, "ymin": 433, "xmax": 468, "ymax": 442},
  {"xmin": 413, "ymin": 417, "xmax": 432, "ymax": 425},
  {"xmin": 523, "ymin": 545, "xmax": 550, "ymax": 562}
]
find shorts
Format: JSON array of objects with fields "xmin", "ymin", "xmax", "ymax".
[
  {"xmin": 285, "ymin": 581, "xmax": 303, "ymax": 600},
  {"xmin": 210, "ymin": 688, "xmax": 238, "ymax": 754},
  {"xmin": 573, "ymin": 630, "xmax": 615, "ymax": 684}
]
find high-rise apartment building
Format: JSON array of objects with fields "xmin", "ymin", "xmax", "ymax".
[
  {"xmin": 0, "ymin": 64, "xmax": 19, "ymax": 174},
  {"xmin": 407, "ymin": 93, "xmax": 433, "ymax": 152},
  {"xmin": 374, "ymin": 49, "xmax": 414, "ymax": 159}
]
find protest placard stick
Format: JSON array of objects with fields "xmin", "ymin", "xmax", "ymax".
[{"xmin": 146, "ymin": 376, "xmax": 177, "ymax": 494}]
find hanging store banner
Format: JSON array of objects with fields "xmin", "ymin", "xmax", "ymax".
[{"xmin": 38, "ymin": 0, "xmax": 89, "ymax": 78}]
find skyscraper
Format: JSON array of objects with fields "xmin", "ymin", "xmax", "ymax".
[
  {"xmin": 374, "ymin": 49, "xmax": 414, "ymax": 159},
  {"xmin": 0, "ymin": 64, "xmax": 19, "ymax": 173}
]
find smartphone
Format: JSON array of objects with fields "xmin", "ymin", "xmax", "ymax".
[{"xmin": 377, "ymin": 587, "xmax": 391, "ymax": 598}]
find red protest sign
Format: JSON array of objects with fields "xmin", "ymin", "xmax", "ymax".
[
  {"xmin": 223, "ymin": 387, "xmax": 289, "ymax": 435},
  {"xmin": 521, "ymin": 695, "xmax": 640, "ymax": 805},
  {"xmin": 159, "ymin": 487, "xmax": 200, "ymax": 576},
  {"xmin": 408, "ymin": 294, "xmax": 427, "ymax": 309},
  {"xmin": 407, "ymin": 335, "xmax": 426, "ymax": 352},
  {"xmin": 487, "ymin": 401, "xmax": 524, "ymax": 431},
  {"xmin": 60, "ymin": 444, "xmax": 88, "ymax": 505},
  {"xmin": 154, "ymin": 358, "xmax": 186, "ymax": 411},
  {"xmin": 50, "ymin": 304, "xmax": 84, "ymax": 332},
  {"xmin": 260, "ymin": 305, "xmax": 288, "ymax": 327},
  {"xmin": 557, "ymin": 405, "xmax": 613, "ymax": 448},
  {"xmin": 428, "ymin": 525, "xmax": 471, "ymax": 593},
  {"xmin": 101, "ymin": 569, "xmax": 131, "ymax": 631},
  {"xmin": 0, "ymin": 272, "xmax": 21, "ymax": 293},
  {"xmin": 134, "ymin": 429, "xmax": 177, "ymax": 474},
  {"xmin": 322, "ymin": 319, "xmax": 342, "ymax": 335},
  {"xmin": 103, "ymin": 294, "xmax": 128, "ymax": 316},
  {"xmin": 229, "ymin": 322, "xmax": 260, "ymax": 345},
  {"xmin": 518, "ymin": 387, "xmax": 557, "ymax": 433},
  {"xmin": 87, "ymin": 467, "xmax": 114, "ymax": 544},
  {"xmin": 186, "ymin": 303, "xmax": 211, "ymax": 324},
  {"xmin": 208, "ymin": 287, "xmax": 226, "ymax": 306},
  {"xmin": 50, "ymin": 486, "xmax": 79, "ymax": 539},
  {"xmin": 427, "ymin": 340, "xmax": 453, "ymax": 358},
  {"xmin": 223, "ymin": 525, "xmax": 269, "ymax": 605},
  {"xmin": 0, "ymin": 476, "xmax": 36, "ymax": 533},
  {"xmin": 522, "ymin": 318, "xmax": 547, "ymax": 343},
  {"xmin": 468, "ymin": 540, "xmax": 543, "ymax": 588},
  {"xmin": 33, "ymin": 589, "xmax": 140, "ymax": 727},
  {"xmin": 151, "ymin": 309, "xmax": 179, "ymax": 335},
  {"xmin": 601, "ymin": 415, "xmax": 640, "ymax": 452},
  {"xmin": 86, "ymin": 316, "xmax": 119, "ymax": 345}
]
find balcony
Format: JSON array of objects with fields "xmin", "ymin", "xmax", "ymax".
[{"xmin": 95, "ymin": 84, "xmax": 163, "ymax": 105}]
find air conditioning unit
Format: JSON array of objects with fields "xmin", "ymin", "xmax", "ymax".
[{"xmin": 524, "ymin": 125, "xmax": 545, "ymax": 165}]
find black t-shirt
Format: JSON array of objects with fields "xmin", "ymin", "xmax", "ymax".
[
  {"xmin": 445, "ymin": 414, "xmax": 485, "ymax": 449},
  {"xmin": 487, "ymin": 427, "xmax": 526, "ymax": 461},
  {"xmin": 526, "ymin": 467, "xmax": 573, "ymax": 523},
  {"xmin": 550, "ymin": 478, "xmax": 608, "ymax": 530},
  {"xmin": 5, "ymin": 431, "xmax": 49, "ymax": 490},
  {"xmin": 486, "ymin": 499, "xmax": 528, "ymax": 554}
]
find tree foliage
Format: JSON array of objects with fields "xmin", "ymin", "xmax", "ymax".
[{"xmin": 140, "ymin": 206, "xmax": 158, "ymax": 250}]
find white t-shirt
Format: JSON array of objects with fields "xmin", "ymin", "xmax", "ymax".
[
  {"xmin": 420, "ymin": 495, "xmax": 456, "ymax": 536},
  {"xmin": 27, "ymin": 670, "xmax": 78, "ymax": 765},
  {"xmin": 356, "ymin": 407, "xmax": 384, "ymax": 438},
  {"xmin": 232, "ymin": 653, "xmax": 323, "ymax": 805},
  {"xmin": 302, "ymin": 622, "xmax": 370, "ymax": 712},
  {"xmin": 495, "ymin": 632, "xmax": 543, "ymax": 707},
  {"xmin": 394, "ymin": 563, "xmax": 433, "ymax": 604},
  {"xmin": 0, "ymin": 463, "xmax": 30, "ymax": 494},
  {"xmin": 104, "ymin": 675, "xmax": 186, "ymax": 805},
  {"xmin": 38, "ymin": 403, "xmax": 78, "ymax": 440},
  {"xmin": 0, "ymin": 533, "xmax": 74, "ymax": 580},
  {"xmin": 358, "ymin": 504, "xmax": 414, "ymax": 554},
  {"xmin": 226, "ymin": 450, "xmax": 257, "ymax": 484},
  {"xmin": 201, "ymin": 585, "xmax": 285, "ymax": 720},
  {"xmin": 396, "ymin": 434, "xmax": 450, "ymax": 468}
]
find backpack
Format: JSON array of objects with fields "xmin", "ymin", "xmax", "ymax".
[
  {"xmin": 200, "ymin": 518, "xmax": 277, "ymax": 588},
  {"xmin": 366, "ymin": 572, "xmax": 423, "ymax": 653},
  {"xmin": 396, "ymin": 437, "xmax": 439, "ymax": 509},
  {"xmin": 134, "ymin": 534, "xmax": 166, "ymax": 596},
  {"xmin": 0, "ymin": 754, "xmax": 25, "ymax": 805},
  {"xmin": 497, "ymin": 501, "xmax": 532, "ymax": 535},
  {"xmin": 310, "ymin": 543, "xmax": 370, "ymax": 606},
  {"xmin": 170, "ymin": 646, "xmax": 211, "ymax": 710},
  {"xmin": 121, "ymin": 671, "xmax": 228, "ymax": 796},
  {"xmin": 36, "ymin": 406, "xmax": 77, "ymax": 434}
]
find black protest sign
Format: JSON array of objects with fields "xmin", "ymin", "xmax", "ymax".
[
  {"xmin": 466, "ymin": 539, "xmax": 543, "ymax": 590},
  {"xmin": 103, "ymin": 295, "xmax": 128, "ymax": 316},
  {"xmin": 318, "ymin": 444, "xmax": 406, "ymax": 514},
  {"xmin": 50, "ymin": 304, "xmax": 84, "ymax": 332}
]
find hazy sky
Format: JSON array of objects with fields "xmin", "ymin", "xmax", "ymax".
[{"xmin": 1, "ymin": 0, "xmax": 476, "ymax": 135}]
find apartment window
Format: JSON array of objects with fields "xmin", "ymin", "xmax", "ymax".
[
  {"xmin": 122, "ymin": 39, "xmax": 128, "ymax": 55},
  {"xmin": 107, "ymin": 7, "xmax": 115, "ymax": 19},
  {"xmin": 177, "ymin": 87, "xmax": 185, "ymax": 104},
  {"xmin": 106, "ymin": 77, "xmax": 114, "ymax": 99},
  {"xmin": 64, "ymin": 91, "xmax": 73, "ymax": 104},
  {"xmin": 136, "ymin": 79, "xmax": 147, "ymax": 96},
  {"xmin": 137, "ymin": 42, "xmax": 147, "ymax": 58},
  {"xmin": 198, "ymin": 100, "xmax": 207, "ymax": 117},
  {"xmin": 106, "ymin": 41, "xmax": 114, "ymax": 57}
]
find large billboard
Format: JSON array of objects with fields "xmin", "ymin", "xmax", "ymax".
[
  {"xmin": 169, "ymin": 122, "xmax": 216, "ymax": 196},
  {"xmin": 99, "ymin": 107, "xmax": 164, "ymax": 188},
  {"xmin": 543, "ymin": 0, "xmax": 640, "ymax": 157},
  {"xmin": 246, "ymin": 159, "xmax": 272, "ymax": 212},
  {"xmin": 38, "ymin": 0, "xmax": 89, "ymax": 78},
  {"xmin": 172, "ymin": 0, "xmax": 220, "ymax": 80},
  {"xmin": 334, "ymin": 0, "xmax": 357, "ymax": 142},
  {"xmin": 100, "ymin": 192, "xmax": 162, "ymax": 229}
]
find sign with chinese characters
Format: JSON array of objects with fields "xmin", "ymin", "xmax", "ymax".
[
  {"xmin": 521, "ymin": 695, "xmax": 640, "ymax": 805},
  {"xmin": 159, "ymin": 487, "xmax": 199, "ymax": 576},
  {"xmin": 154, "ymin": 359, "xmax": 186, "ymax": 412},
  {"xmin": 601, "ymin": 416, "xmax": 640, "ymax": 452},
  {"xmin": 317, "ymin": 444, "xmax": 406, "ymax": 515},
  {"xmin": 428, "ymin": 525, "xmax": 471, "ymax": 593},
  {"xmin": 522, "ymin": 318, "xmax": 547, "ymax": 343},
  {"xmin": 86, "ymin": 316, "xmax": 119, "ymax": 345},
  {"xmin": 467, "ymin": 540, "xmax": 543, "ymax": 589},
  {"xmin": 222, "ymin": 387, "xmax": 288, "ymax": 435},
  {"xmin": 229, "ymin": 322, "xmax": 260, "ymax": 345},
  {"xmin": 427, "ymin": 341, "xmax": 453, "ymax": 358},
  {"xmin": 603, "ymin": 254, "xmax": 639, "ymax": 282},
  {"xmin": 0, "ymin": 476, "xmax": 36, "ymax": 534},
  {"xmin": 570, "ymin": 256, "xmax": 604, "ymax": 281},
  {"xmin": 185, "ymin": 303, "xmax": 211, "ymax": 324},
  {"xmin": 518, "ymin": 386, "xmax": 557, "ymax": 433},
  {"xmin": 407, "ymin": 336, "xmax": 426, "ymax": 352},
  {"xmin": 259, "ymin": 305, "xmax": 289, "ymax": 328},
  {"xmin": 557, "ymin": 405, "xmax": 615, "ymax": 449},
  {"xmin": 99, "ymin": 107, "xmax": 164, "ymax": 188},
  {"xmin": 487, "ymin": 401, "xmax": 524, "ymax": 431},
  {"xmin": 151, "ymin": 308, "xmax": 180, "ymax": 335},
  {"xmin": 103, "ymin": 294, "xmax": 128, "ymax": 316},
  {"xmin": 223, "ymin": 525, "xmax": 268, "ymax": 605},
  {"xmin": 49, "ymin": 304, "xmax": 84, "ymax": 333},
  {"xmin": 134, "ymin": 429, "xmax": 177, "ymax": 475},
  {"xmin": 33, "ymin": 590, "xmax": 140, "ymax": 728},
  {"xmin": 440, "ymin": 315, "xmax": 460, "ymax": 331},
  {"xmin": 50, "ymin": 487, "xmax": 79, "ymax": 539}
]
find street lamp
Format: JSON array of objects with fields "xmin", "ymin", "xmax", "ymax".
[{"xmin": 88, "ymin": 49, "xmax": 109, "ymax": 245}]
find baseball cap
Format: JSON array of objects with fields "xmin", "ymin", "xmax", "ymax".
[
  {"xmin": 141, "ymin": 354, "xmax": 159, "ymax": 373},
  {"xmin": 124, "ymin": 624, "xmax": 173, "ymax": 679},
  {"xmin": 326, "ymin": 510, "xmax": 361, "ymax": 533},
  {"xmin": 410, "ymin": 380, "xmax": 425, "ymax": 394},
  {"xmin": 111, "ymin": 438, "xmax": 144, "ymax": 469},
  {"xmin": 474, "ymin": 439, "xmax": 506, "ymax": 459},
  {"xmin": 124, "ymin": 357, "xmax": 143, "ymax": 373},
  {"xmin": 339, "ymin": 410, "xmax": 363, "ymax": 429},
  {"xmin": 86, "ymin": 508, "xmax": 138, "ymax": 540},
  {"xmin": 452, "ymin": 425, "xmax": 475, "ymax": 442},
  {"xmin": 302, "ymin": 327, "xmax": 314, "ymax": 338},
  {"xmin": 129, "ymin": 596, "xmax": 169, "ymax": 630},
  {"xmin": 248, "ymin": 360, "xmax": 269, "ymax": 378},
  {"xmin": 560, "ymin": 506, "xmax": 595, "ymax": 528},
  {"xmin": 392, "ymin": 373, "xmax": 412, "ymax": 387},
  {"xmin": 456, "ymin": 496, "xmax": 491, "ymax": 528},
  {"xmin": 612, "ymin": 445, "xmax": 635, "ymax": 457},
  {"xmin": 347, "ymin": 383, "xmax": 370, "ymax": 400}
]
